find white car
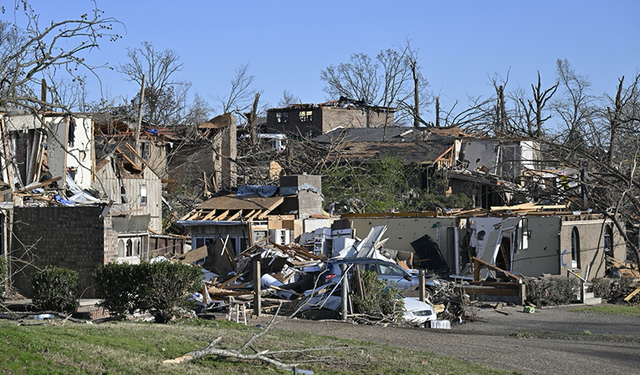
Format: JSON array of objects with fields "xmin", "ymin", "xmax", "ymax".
[
  {"xmin": 300, "ymin": 285, "xmax": 437, "ymax": 325},
  {"xmin": 402, "ymin": 297, "xmax": 437, "ymax": 325}
]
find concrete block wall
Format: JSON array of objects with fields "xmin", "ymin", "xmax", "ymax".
[
  {"xmin": 11, "ymin": 206, "xmax": 108, "ymax": 298},
  {"xmin": 280, "ymin": 174, "xmax": 323, "ymax": 219}
]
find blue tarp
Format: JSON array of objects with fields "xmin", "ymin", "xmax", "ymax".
[{"xmin": 236, "ymin": 185, "xmax": 278, "ymax": 197}]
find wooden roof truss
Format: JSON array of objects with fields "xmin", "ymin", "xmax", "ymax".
[{"xmin": 182, "ymin": 208, "xmax": 272, "ymax": 222}]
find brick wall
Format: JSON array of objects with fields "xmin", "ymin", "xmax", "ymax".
[
  {"xmin": 104, "ymin": 215, "xmax": 118, "ymax": 264},
  {"xmin": 11, "ymin": 206, "xmax": 107, "ymax": 298}
]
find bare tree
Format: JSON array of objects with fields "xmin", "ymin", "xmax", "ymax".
[
  {"xmin": 602, "ymin": 74, "xmax": 640, "ymax": 167},
  {"xmin": 216, "ymin": 63, "xmax": 255, "ymax": 114},
  {"xmin": 552, "ymin": 59, "xmax": 594, "ymax": 150},
  {"xmin": 322, "ymin": 42, "xmax": 430, "ymax": 128},
  {"xmin": 0, "ymin": 1, "xmax": 121, "ymax": 112},
  {"xmin": 118, "ymin": 41, "xmax": 191, "ymax": 127},
  {"xmin": 321, "ymin": 53, "xmax": 380, "ymax": 104},
  {"xmin": 277, "ymin": 89, "xmax": 299, "ymax": 107},
  {"xmin": 512, "ymin": 71, "xmax": 558, "ymax": 138}
]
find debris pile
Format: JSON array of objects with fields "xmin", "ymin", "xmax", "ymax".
[{"xmin": 180, "ymin": 239, "xmax": 326, "ymax": 316}]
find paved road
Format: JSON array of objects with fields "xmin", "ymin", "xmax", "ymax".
[{"xmin": 265, "ymin": 305, "xmax": 640, "ymax": 374}]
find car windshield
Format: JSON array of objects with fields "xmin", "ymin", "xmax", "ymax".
[{"xmin": 378, "ymin": 264, "xmax": 405, "ymax": 277}]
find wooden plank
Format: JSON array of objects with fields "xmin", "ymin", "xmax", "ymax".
[
  {"xmin": 227, "ymin": 210, "xmax": 241, "ymax": 221},
  {"xmin": 624, "ymin": 286, "xmax": 640, "ymax": 302},
  {"xmin": 115, "ymin": 148, "xmax": 142, "ymax": 172},
  {"xmin": 125, "ymin": 142, "xmax": 162, "ymax": 178},
  {"xmin": 11, "ymin": 176, "xmax": 62, "ymax": 195},
  {"xmin": 213, "ymin": 210, "xmax": 229, "ymax": 221},
  {"xmin": 186, "ymin": 209, "xmax": 203, "ymax": 221},
  {"xmin": 179, "ymin": 245, "xmax": 208, "ymax": 264},
  {"xmin": 218, "ymin": 273, "xmax": 242, "ymax": 289},
  {"xmin": 179, "ymin": 211, "xmax": 193, "ymax": 221},
  {"xmin": 246, "ymin": 210, "xmax": 262, "ymax": 221},
  {"xmin": 201, "ymin": 209, "xmax": 218, "ymax": 221},
  {"xmin": 241, "ymin": 210, "xmax": 255, "ymax": 221},
  {"xmin": 471, "ymin": 256, "xmax": 523, "ymax": 282}
]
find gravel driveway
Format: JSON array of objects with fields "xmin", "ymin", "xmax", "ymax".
[{"xmin": 261, "ymin": 304, "xmax": 640, "ymax": 374}]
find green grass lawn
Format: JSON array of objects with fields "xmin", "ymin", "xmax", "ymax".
[
  {"xmin": 572, "ymin": 304, "xmax": 640, "ymax": 316},
  {"xmin": 0, "ymin": 318, "xmax": 519, "ymax": 375}
]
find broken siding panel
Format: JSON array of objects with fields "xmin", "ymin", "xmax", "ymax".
[
  {"xmin": 121, "ymin": 167, "xmax": 162, "ymax": 232},
  {"xmin": 46, "ymin": 117, "xmax": 69, "ymax": 185},
  {"xmin": 93, "ymin": 160, "xmax": 162, "ymax": 232},
  {"xmin": 65, "ymin": 117, "xmax": 94, "ymax": 189},
  {"xmin": 348, "ymin": 217, "xmax": 456, "ymax": 254}
]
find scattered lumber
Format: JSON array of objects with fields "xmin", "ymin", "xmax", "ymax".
[{"xmin": 624, "ymin": 286, "xmax": 640, "ymax": 302}]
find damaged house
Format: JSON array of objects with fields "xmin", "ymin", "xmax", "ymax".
[
  {"xmin": 315, "ymin": 127, "xmax": 544, "ymax": 209},
  {"xmin": 177, "ymin": 174, "xmax": 325, "ymax": 275},
  {"xmin": 0, "ymin": 110, "xmax": 114, "ymax": 298},
  {"xmin": 93, "ymin": 114, "xmax": 176, "ymax": 262},
  {"xmin": 3, "ymin": 109, "xmax": 185, "ymax": 298},
  {"xmin": 266, "ymin": 97, "xmax": 396, "ymax": 137},
  {"xmin": 344, "ymin": 205, "xmax": 625, "ymax": 282},
  {"xmin": 165, "ymin": 113, "xmax": 237, "ymax": 198},
  {"xmin": 443, "ymin": 137, "xmax": 542, "ymax": 208}
]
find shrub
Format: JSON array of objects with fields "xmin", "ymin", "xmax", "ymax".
[
  {"xmin": 94, "ymin": 261, "xmax": 203, "ymax": 323},
  {"xmin": 525, "ymin": 277, "xmax": 579, "ymax": 306},
  {"xmin": 138, "ymin": 261, "xmax": 203, "ymax": 323},
  {"xmin": 31, "ymin": 266, "xmax": 79, "ymax": 313},
  {"xmin": 592, "ymin": 277, "xmax": 638, "ymax": 301},
  {"xmin": 351, "ymin": 270, "xmax": 404, "ymax": 321},
  {"xmin": 0, "ymin": 256, "xmax": 7, "ymax": 298},
  {"xmin": 94, "ymin": 263, "xmax": 144, "ymax": 315}
]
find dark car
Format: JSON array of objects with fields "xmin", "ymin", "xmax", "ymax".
[{"xmin": 322, "ymin": 258, "xmax": 431, "ymax": 290}]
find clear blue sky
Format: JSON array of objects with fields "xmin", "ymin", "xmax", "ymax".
[{"xmin": 6, "ymin": 0, "xmax": 640, "ymax": 122}]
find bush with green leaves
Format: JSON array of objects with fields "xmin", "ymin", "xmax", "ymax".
[
  {"xmin": 31, "ymin": 266, "xmax": 79, "ymax": 313},
  {"xmin": 525, "ymin": 276, "xmax": 580, "ymax": 306},
  {"xmin": 138, "ymin": 261, "xmax": 203, "ymax": 323},
  {"xmin": 0, "ymin": 256, "xmax": 7, "ymax": 298},
  {"xmin": 94, "ymin": 261, "xmax": 203, "ymax": 323},
  {"xmin": 351, "ymin": 270, "xmax": 404, "ymax": 321},
  {"xmin": 93, "ymin": 262, "xmax": 144, "ymax": 315}
]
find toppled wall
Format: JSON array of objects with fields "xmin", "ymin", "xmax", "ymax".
[
  {"xmin": 10, "ymin": 206, "xmax": 114, "ymax": 298},
  {"xmin": 347, "ymin": 216, "xmax": 458, "ymax": 262}
]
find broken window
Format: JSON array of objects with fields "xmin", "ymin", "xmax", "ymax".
[
  {"xmin": 299, "ymin": 110, "xmax": 313, "ymax": 122},
  {"xmin": 140, "ymin": 142, "xmax": 150, "ymax": 160},
  {"xmin": 604, "ymin": 225, "xmax": 613, "ymax": 257},
  {"xmin": 195, "ymin": 237, "xmax": 215, "ymax": 249},
  {"xmin": 240, "ymin": 238, "xmax": 248, "ymax": 252},
  {"xmin": 571, "ymin": 227, "xmax": 580, "ymax": 269},
  {"xmin": 140, "ymin": 185, "xmax": 147, "ymax": 205},
  {"xmin": 120, "ymin": 186, "xmax": 127, "ymax": 204},
  {"xmin": 229, "ymin": 237, "xmax": 238, "ymax": 256},
  {"xmin": 276, "ymin": 111, "xmax": 289, "ymax": 123}
]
